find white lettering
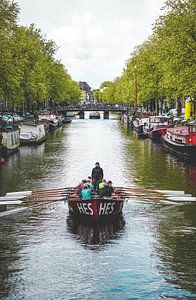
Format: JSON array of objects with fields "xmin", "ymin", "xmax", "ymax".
[
  {"xmin": 110, "ymin": 202, "xmax": 115, "ymax": 214},
  {"xmin": 99, "ymin": 203, "xmax": 107, "ymax": 215},
  {"xmin": 105, "ymin": 203, "xmax": 112, "ymax": 214},
  {"xmin": 99, "ymin": 202, "xmax": 116, "ymax": 215},
  {"xmin": 77, "ymin": 202, "xmax": 93, "ymax": 215},
  {"xmin": 77, "ymin": 203, "xmax": 84, "ymax": 214},
  {"xmin": 83, "ymin": 203, "xmax": 89, "ymax": 214},
  {"xmin": 105, "ymin": 203, "xmax": 115, "ymax": 214},
  {"xmin": 88, "ymin": 203, "xmax": 93, "ymax": 215}
]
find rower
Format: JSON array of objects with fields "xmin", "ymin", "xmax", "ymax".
[
  {"xmin": 98, "ymin": 179, "xmax": 106, "ymax": 195},
  {"xmin": 99, "ymin": 180, "xmax": 114, "ymax": 198},
  {"xmin": 87, "ymin": 176, "xmax": 93, "ymax": 189},
  {"xmin": 74, "ymin": 179, "xmax": 87, "ymax": 196},
  {"xmin": 81, "ymin": 184, "xmax": 92, "ymax": 200}
]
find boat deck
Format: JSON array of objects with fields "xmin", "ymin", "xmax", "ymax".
[{"xmin": 167, "ymin": 126, "xmax": 189, "ymax": 136}]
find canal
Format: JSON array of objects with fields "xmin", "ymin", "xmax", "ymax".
[{"xmin": 0, "ymin": 116, "xmax": 196, "ymax": 299}]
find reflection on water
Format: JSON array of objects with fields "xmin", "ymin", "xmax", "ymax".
[
  {"xmin": 67, "ymin": 215, "xmax": 125, "ymax": 248},
  {"xmin": 0, "ymin": 119, "xmax": 196, "ymax": 299},
  {"xmin": 156, "ymin": 205, "xmax": 196, "ymax": 294},
  {"xmin": 121, "ymin": 126, "xmax": 196, "ymax": 195}
]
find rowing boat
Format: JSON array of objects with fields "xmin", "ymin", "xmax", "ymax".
[{"xmin": 67, "ymin": 194, "xmax": 124, "ymax": 221}]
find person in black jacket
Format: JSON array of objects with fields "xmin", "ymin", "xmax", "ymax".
[
  {"xmin": 91, "ymin": 162, "xmax": 104, "ymax": 192},
  {"xmin": 99, "ymin": 180, "xmax": 114, "ymax": 198}
]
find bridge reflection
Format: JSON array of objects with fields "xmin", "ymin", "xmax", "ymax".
[{"xmin": 66, "ymin": 215, "xmax": 125, "ymax": 247}]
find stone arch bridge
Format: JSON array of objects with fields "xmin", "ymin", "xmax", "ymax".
[{"xmin": 59, "ymin": 104, "xmax": 128, "ymax": 119}]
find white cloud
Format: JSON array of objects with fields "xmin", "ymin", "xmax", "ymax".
[{"xmin": 17, "ymin": 0, "xmax": 165, "ymax": 88}]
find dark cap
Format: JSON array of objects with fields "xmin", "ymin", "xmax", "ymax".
[{"xmin": 95, "ymin": 162, "xmax": 100, "ymax": 165}]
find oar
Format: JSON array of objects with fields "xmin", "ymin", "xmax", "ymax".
[
  {"xmin": 31, "ymin": 192, "xmax": 74, "ymax": 198},
  {"xmin": 0, "ymin": 207, "xmax": 28, "ymax": 218},
  {"xmin": 165, "ymin": 194, "xmax": 192, "ymax": 197},
  {"xmin": 116, "ymin": 192, "xmax": 163, "ymax": 200},
  {"xmin": 33, "ymin": 188, "xmax": 75, "ymax": 194},
  {"xmin": 24, "ymin": 194, "xmax": 67, "ymax": 199},
  {"xmin": 166, "ymin": 196, "xmax": 196, "ymax": 202},
  {"xmin": 23, "ymin": 199, "xmax": 66, "ymax": 204},
  {"xmin": 6, "ymin": 191, "xmax": 32, "ymax": 196},
  {"xmin": 5, "ymin": 187, "xmax": 74, "ymax": 198},
  {"xmin": 23, "ymin": 196, "xmax": 67, "ymax": 203},
  {"xmin": 33, "ymin": 187, "xmax": 74, "ymax": 193},
  {"xmin": 29, "ymin": 189, "xmax": 77, "ymax": 197},
  {"xmin": 116, "ymin": 191, "xmax": 162, "ymax": 197},
  {"xmin": 159, "ymin": 200, "xmax": 183, "ymax": 205},
  {"xmin": 0, "ymin": 200, "xmax": 23, "ymax": 205},
  {"xmin": 0, "ymin": 196, "xmax": 26, "ymax": 201},
  {"xmin": 155, "ymin": 190, "xmax": 185, "ymax": 195},
  {"xmin": 115, "ymin": 187, "xmax": 156, "ymax": 193},
  {"xmin": 117, "ymin": 187, "xmax": 188, "ymax": 196}
]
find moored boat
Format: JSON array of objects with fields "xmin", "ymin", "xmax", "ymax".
[
  {"xmin": 89, "ymin": 111, "xmax": 100, "ymax": 119},
  {"xmin": 132, "ymin": 117, "xmax": 148, "ymax": 137},
  {"xmin": 39, "ymin": 114, "xmax": 59, "ymax": 131},
  {"xmin": 162, "ymin": 120, "xmax": 196, "ymax": 160},
  {"xmin": 143, "ymin": 115, "xmax": 172, "ymax": 140},
  {"xmin": 63, "ymin": 119, "xmax": 72, "ymax": 124},
  {"xmin": 19, "ymin": 121, "xmax": 46, "ymax": 145},
  {"xmin": 0, "ymin": 125, "xmax": 20, "ymax": 157}
]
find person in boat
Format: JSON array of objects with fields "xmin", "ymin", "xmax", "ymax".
[
  {"xmin": 74, "ymin": 179, "xmax": 87, "ymax": 196},
  {"xmin": 81, "ymin": 184, "xmax": 92, "ymax": 200},
  {"xmin": 98, "ymin": 179, "xmax": 107, "ymax": 194},
  {"xmin": 99, "ymin": 180, "xmax": 114, "ymax": 198},
  {"xmin": 87, "ymin": 176, "xmax": 93, "ymax": 189},
  {"xmin": 91, "ymin": 162, "xmax": 104, "ymax": 192}
]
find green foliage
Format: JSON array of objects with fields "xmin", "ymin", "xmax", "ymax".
[
  {"xmin": 93, "ymin": 89, "xmax": 101, "ymax": 101},
  {"xmin": 0, "ymin": 0, "xmax": 81, "ymax": 110},
  {"xmin": 99, "ymin": 0, "xmax": 196, "ymax": 106}
]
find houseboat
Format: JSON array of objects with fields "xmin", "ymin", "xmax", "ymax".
[
  {"xmin": 39, "ymin": 113, "xmax": 59, "ymax": 131},
  {"xmin": 162, "ymin": 120, "xmax": 196, "ymax": 160},
  {"xmin": 0, "ymin": 124, "xmax": 20, "ymax": 157},
  {"xmin": 143, "ymin": 115, "xmax": 172, "ymax": 140},
  {"xmin": 132, "ymin": 118, "xmax": 148, "ymax": 137},
  {"xmin": 19, "ymin": 121, "xmax": 46, "ymax": 145}
]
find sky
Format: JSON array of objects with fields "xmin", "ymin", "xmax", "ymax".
[{"xmin": 16, "ymin": 0, "xmax": 165, "ymax": 89}]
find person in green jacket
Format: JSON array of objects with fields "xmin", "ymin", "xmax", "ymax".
[
  {"xmin": 98, "ymin": 179, "xmax": 106, "ymax": 191},
  {"xmin": 81, "ymin": 184, "xmax": 92, "ymax": 200}
]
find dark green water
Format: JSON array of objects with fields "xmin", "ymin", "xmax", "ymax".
[{"xmin": 0, "ymin": 118, "xmax": 196, "ymax": 299}]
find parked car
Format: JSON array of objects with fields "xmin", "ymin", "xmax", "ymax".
[
  {"xmin": 173, "ymin": 113, "xmax": 186, "ymax": 124},
  {"xmin": 12, "ymin": 113, "xmax": 24, "ymax": 122},
  {"xmin": 165, "ymin": 108, "xmax": 185, "ymax": 118}
]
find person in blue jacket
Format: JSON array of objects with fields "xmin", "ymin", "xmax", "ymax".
[{"xmin": 81, "ymin": 184, "xmax": 92, "ymax": 200}]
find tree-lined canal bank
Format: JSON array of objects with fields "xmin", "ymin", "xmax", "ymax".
[{"xmin": 0, "ymin": 119, "xmax": 196, "ymax": 299}]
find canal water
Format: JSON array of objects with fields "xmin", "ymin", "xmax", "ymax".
[{"xmin": 0, "ymin": 116, "xmax": 196, "ymax": 299}]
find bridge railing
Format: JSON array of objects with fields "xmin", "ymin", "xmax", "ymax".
[{"xmin": 59, "ymin": 103, "xmax": 128, "ymax": 111}]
